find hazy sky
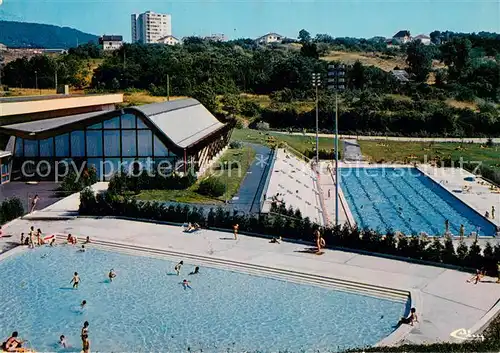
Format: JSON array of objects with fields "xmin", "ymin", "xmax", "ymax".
[{"xmin": 0, "ymin": 0, "xmax": 499, "ymax": 42}]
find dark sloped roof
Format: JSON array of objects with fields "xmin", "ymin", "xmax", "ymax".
[
  {"xmin": 393, "ymin": 30, "xmax": 410, "ymax": 38},
  {"xmin": 101, "ymin": 35, "xmax": 123, "ymax": 42},
  {"xmin": 0, "ymin": 110, "xmax": 107, "ymax": 134}
]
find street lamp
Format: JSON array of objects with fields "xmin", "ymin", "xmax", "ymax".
[
  {"xmin": 34, "ymin": 70, "xmax": 38, "ymax": 92},
  {"xmin": 327, "ymin": 64, "xmax": 346, "ymax": 226},
  {"xmin": 312, "ymin": 73, "xmax": 321, "ymax": 163}
]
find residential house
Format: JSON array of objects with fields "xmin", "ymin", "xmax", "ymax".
[
  {"xmin": 255, "ymin": 33, "xmax": 284, "ymax": 45},
  {"xmin": 99, "ymin": 35, "xmax": 123, "ymax": 51},
  {"xmin": 204, "ymin": 33, "xmax": 226, "ymax": 42},
  {"xmin": 157, "ymin": 35, "xmax": 180, "ymax": 46},
  {"xmin": 392, "ymin": 30, "xmax": 412, "ymax": 44},
  {"xmin": 391, "ymin": 70, "xmax": 410, "ymax": 83},
  {"xmin": 413, "ymin": 34, "xmax": 431, "ymax": 45}
]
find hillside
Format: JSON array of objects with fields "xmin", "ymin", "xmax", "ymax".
[{"xmin": 0, "ymin": 20, "xmax": 98, "ymax": 48}]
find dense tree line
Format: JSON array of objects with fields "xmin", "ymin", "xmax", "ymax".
[{"xmin": 1, "ymin": 30, "xmax": 499, "ymax": 136}]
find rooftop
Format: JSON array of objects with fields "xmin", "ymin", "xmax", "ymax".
[{"xmin": 393, "ymin": 30, "xmax": 411, "ymax": 38}]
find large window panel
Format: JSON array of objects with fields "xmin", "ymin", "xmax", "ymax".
[
  {"xmin": 24, "ymin": 140, "xmax": 38, "ymax": 157},
  {"xmin": 137, "ymin": 117, "xmax": 148, "ymax": 129},
  {"xmin": 121, "ymin": 114, "xmax": 136, "ymax": 129},
  {"xmin": 137, "ymin": 130, "xmax": 153, "ymax": 156},
  {"xmin": 87, "ymin": 158, "xmax": 103, "ymax": 180},
  {"xmin": 70, "ymin": 131, "xmax": 85, "ymax": 157},
  {"xmin": 153, "ymin": 135, "xmax": 169, "ymax": 157},
  {"xmin": 103, "ymin": 117, "xmax": 120, "ymax": 129},
  {"xmin": 104, "ymin": 130, "xmax": 120, "ymax": 156},
  {"xmin": 86, "ymin": 130, "xmax": 103, "ymax": 157},
  {"xmin": 121, "ymin": 130, "xmax": 136, "ymax": 157},
  {"xmin": 103, "ymin": 158, "xmax": 120, "ymax": 180},
  {"xmin": 39, "ymin": 138, "xmax": 54, "ymax": 157},
  {"xmin": 15, "ymin": 137, "xmax": 23, "ymax": 157},
  {"xmin": 55, "ymin": 134, "xmax": 70, "ymax": 157}
]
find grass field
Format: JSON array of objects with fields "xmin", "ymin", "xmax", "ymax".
[
  {"xmin": 136, "ymin": 145, "xmax": 256, "ymax": 203},
  {"xmin": 231, "ymin": 128, "xmax": 339, "ymax": 157},
  {"xmin": 359, "ymin": 140, "xmax": 500, "ymax": 169}
]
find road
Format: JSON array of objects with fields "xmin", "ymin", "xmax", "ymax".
[{"xmin": 271, "ymin": 131, "xmax": 500, "ymax": 144}]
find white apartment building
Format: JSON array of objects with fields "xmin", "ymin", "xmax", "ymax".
[
  {"xmin": 131, "ymin": 11, "xmax": 172, "ymax": 44},
  {"xmin": 99, "ymin": 35, "xmax": 123, "ymax": 51}
]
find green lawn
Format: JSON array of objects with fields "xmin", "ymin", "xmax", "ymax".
[
  {"xmin": 231, "ymin": 128, "xmax": 339, "ymax": 156},
  {"xmin": 135, "ymin": 145, "xmax": 256, "ymax": 203},
  {"xmin": 358, "ymin": 140, "xmax": 500, "ymax": 169}
]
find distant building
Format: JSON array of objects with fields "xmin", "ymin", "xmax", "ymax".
[
  {"xmin": 255, "ymin": 33, "xmax": 284, "ymax": 45},
  {"xmin": 99, "ymin": 35, "xmax": 123, "ymax": 51},
  {"xmin": 204, "ymin": 33, "xmax": 226, "ymax": 42},
  {"xmin": 413, "ymin": 34, "xmax": 431, "ymax": 45},
  {"xmin": 0, "ymin": 43, "xmax": 6, "ymax": 51},
  {"xmin": 157, "ymin": 35, "xmax": 180, "ymax": 46},
  {"xmin": 391, "ymin": 69, "xmax": 410, "ymax": 82},
  {"xmin": 41, "ymin": 49, "xmax": 68, "ymax": 54},
  {"xmin": 131, "ymin": 11, "xmax": 172, "ymax": 44},
  {"xmin": 392, "ymin": 30, "xmax": 412, "ymax": 44}
]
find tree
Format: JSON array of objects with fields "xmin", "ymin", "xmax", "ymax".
[
  {"xmin": 300, "ymin": 42, "xmax": 319, "ymax": 59},
  {"xmin": 298, "ymin": 29, "xmax": 311, "ymax": 43},
  {"xmin": 430, "ymin": 30, "xmax": 442, "ymax": 45},
  {"xmin": 192, "ymin": 83, "xmax": 217, "ymax": 114},
  {"xmin": 406, "ymin": 40, "xmax": 433, "ymax": 82},
  {"xmin": 349, "ymin": 61, "xmax": 366, "ymax": 90},
  {"xmin": 440, "ymin": 37, "xmax": 472, "ymax": 80}
]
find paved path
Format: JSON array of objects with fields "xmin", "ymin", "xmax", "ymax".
[
  {"xmin": 2, "ymin": 214, "xmax": 500, "ymax": 346},
  {"xmin": 272, "ymin": 131, "xmax": 500, "ymax": 144},
  {"xmin": 231, "ymin": 144, "xmax": 271, "ymax": 213}
]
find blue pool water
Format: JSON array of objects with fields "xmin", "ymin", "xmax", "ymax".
[
  {"xmin": 340, "ymin": 168, "xmax": 496, "ymax": 236},
  {"xmin": 0, "ymin": 246, "xmax": 406, "ymax": 353}
]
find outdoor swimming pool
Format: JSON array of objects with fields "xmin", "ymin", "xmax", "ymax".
[
  {"xmin": 0, "ymin": 246, "xmax": 407, "ymax": 353},
  {"xmin": 340, "ymin": 167, "xmax": 496, "ymax": 236}
]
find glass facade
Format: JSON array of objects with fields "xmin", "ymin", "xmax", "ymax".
[{"xmin": 12, "ymin": 113, "xmax": 177, "ymax": 180}]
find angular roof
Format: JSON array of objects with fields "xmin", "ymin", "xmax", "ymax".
[
  {"xmin": 414, "ymin": 34, "xmax": 430, "ymax": 39},
  {"xmin": 393, "ymin": 30, "xmax": 410, "ymax": 38},
  {"xmin": 133, "ymin": 98, "xmax": 225, "ymax": 148},
  {"xmin": 0, "ymin": 98, "xmax": 228, "ymax": 150}
]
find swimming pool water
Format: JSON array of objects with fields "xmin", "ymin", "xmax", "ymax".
[
  {"xmin": 0, "ymin": 246, "xmax": 407, "ymax": 353},
  {"xmin": 340, "ymin": 168, "xmax": 496, "ymax": 236}
]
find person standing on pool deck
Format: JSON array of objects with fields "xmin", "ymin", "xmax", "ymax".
[
  {"xmin": 30, "ymin": 194, "xmax": 39, "ymax": 213},
  {"xmin": 492, "ymin": 206, "xmax": 496, "ymax": 220},
  {"xmin": 233, "ymin": 223, "xmax": 239, "ymax": 240},
  {"xmin": 71, "ymin": 272, "xmax": 80, "ymax": 289},
  {"xmin": 175, "ymin": 261, "xmax": 183, "ymax": 275},
  {"xmin": 28, "ymin": 226, "xmax": 36, "ymax": 248},
  {"xmin": 459, "ymin": 224, "xmax": 465, "ymax": 239}
]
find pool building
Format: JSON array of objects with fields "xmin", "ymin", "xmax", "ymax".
[{"xmin": 0, "ymin": 95, "xmax": 233, "ymax": 181}]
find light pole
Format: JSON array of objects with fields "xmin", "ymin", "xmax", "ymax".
[
  {"xmin": 34, "ymin": 70, "xmax": 38, "ymax": 91},
  {"xmin": 327, "ymin": 64, "xmax": 346, "ymax": 226},
  {"xmin": 312, "ymin": 73, "xmax": 321, "ymax": 163}
]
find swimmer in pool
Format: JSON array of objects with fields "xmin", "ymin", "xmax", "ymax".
[
  {"xmin": 108, "ymin": 269, "xmax": 116, "ymax": 282},
  {"xmin": 181, "ymin": 279, "xmax": 192, "ymax": 290},
  {"xmin": 174, "ymin": 261, "xmax": 183, "ymax": 275},
  {"xmin": 80, "ymin": 300, "xmax": 87, "ymax": 309},
  {"xmin": 79, "ymin": 245, "xmax": 86, "ymax": 252},
  {"xmin": 70, "ymin": 272, "xmax": 80, "ymax": 289},
  {"xmin": 59, "ymin": 335, "xmax": 67, "ymax": 348},
  {"xmin": 189, "ymin": 266, "xmax": 200, "ymax": 275}
]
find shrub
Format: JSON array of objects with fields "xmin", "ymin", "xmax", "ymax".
[
  {"xmin": 241, "ymin": 101, "xmax": 261, "ymax": 117},
  {"xmin": 229, "ymin": 141, "xmax": 243, "ymax": 149},
  {"xmin": 0, "ymin": 197, "xmax": 24, "ymax": 223},
  {"xmin": 256, "ymin": 121, "xmax": 270, "ymax": 131},
  {"xmin": 197, "ymin": 177, "xmax": 225, "ymax": 197}
]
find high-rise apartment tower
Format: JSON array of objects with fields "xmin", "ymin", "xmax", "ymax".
[{"xmin": 131, "ymin": 11, "xmax": 172, "ymax": 44}]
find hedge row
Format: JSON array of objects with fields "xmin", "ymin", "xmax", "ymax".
[
  {"xmin": 0, "ymin": 197, "xmax": 24, "ymax": 224},
  {"xmin": 80, "ymin": 189, "xmax": 500, "ymax": 275}
]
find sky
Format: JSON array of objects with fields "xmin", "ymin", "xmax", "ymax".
[{"xmin": 0, "ymin": 0, "xmax": 498, "ymax": 42}]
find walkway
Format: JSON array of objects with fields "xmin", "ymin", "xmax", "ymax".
[
  {"xmin": 2, "ymin": 216, "xmax": 500, "ymax": 346},
  {"xmin": 271, "ymin": 131, "xmax": 500, "ymax": 144},
  {"xmin": 230, "ymin": 144, "xmax": 271, "ymax": 213}
]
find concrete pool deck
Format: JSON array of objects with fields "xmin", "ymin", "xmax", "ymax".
[{"xmin": 2, "ymin": 215, "xmax": 500, "ymax": 346}]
